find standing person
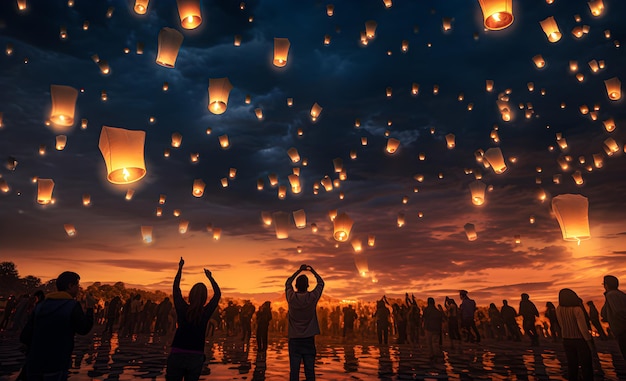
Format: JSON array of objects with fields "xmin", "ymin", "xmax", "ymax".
[
  {"xmin": 285, "ymin": 264, "xmax": 324, "ymax": 381},
  {"xmin": 501, "ymin": 300, "xmax": 521, "ymax": 341},
  {"xmin": 488, "ymin": 303, "xmax": 505, "ymax": 341},
  {"xmin": 459, "ymin": 290, "xmax": 480, "ymax": 343},
  {"xmin": 256, "ymin": 301, "xmax": 272, "ymax": 352},
  {"xmin": 444, "ymin": 297, "xmax": 461, "ymax": 348},
  {"xmin": 19, "ymin": 271, "xmax": 94, "ymax": 381},
  {"xmin": 422, "ymin": 297, "xmax": 443, "ymax": 361},
  {"xmin": 601, "ymin": 275, "xmax": 626, "ymax": 360},
  {"xmin": 342, "ymin": 304, "xmax": 357, "ymax": 340},
  {"xmin": 519, "ymin": 293, "xmax": 540, "ymax": 346},
  {"xmin": 556, "ymin": 288, "xmax": 594, "ymax": 381},
  {"xmin": 374, "ymin": 297, "xmax": 390, "ymax": 345},
  {"xmin": 240, "ymin": 300, "xmax": 256, "ymax": 343},
  {"xmin": 545, "ymin": 302, "xmax": 561, "ymax": 342},
  {"xmin": 586, "ymin": 301, "xmax": 607, "ymax": 340},
  {"xmin": 166, "ymin": 257, "xmax": 221, "ymax": 381}
]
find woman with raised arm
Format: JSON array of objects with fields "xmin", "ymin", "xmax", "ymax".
[{"xmin": 166, "ymin": 257, "xmax": 221, "ymax": 381}]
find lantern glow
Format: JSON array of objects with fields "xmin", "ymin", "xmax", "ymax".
[
  {"xmin": 98, "ymin": 126, "xmax": 147, "ymax": 184},
  {"xmin": 478, "ymin": 0, "xmax": 514, "ymax": 31}
]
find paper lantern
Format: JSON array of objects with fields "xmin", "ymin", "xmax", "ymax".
[
  {"xmin": 83, "ymin": 21, "xmax": 89, "ymax": 30},
  {"xmin": 37, "ymin": 178, "xmax": 54, "ymax": 204},
  {"xmin": 98, "ymin": 126, "xmax": 147, "ymax": 184},
  {"xmin": 478, "ymin": 0, "xmax": 514, "ymax": 30},
  {"xmin": 529, "ymin": 215, "xmax": 536, "ymax": 224},
  {"xmin": 100, "ymin": 90, "xmax": 108, "ymax": 102},
  {"xmin": 192, "ymin": 179, "xmax": 205, "ymax": 197},
  {"xmin": 254, "ymin": 108, "xmax": 264, "ymax": 120},
  {"xmin": 588, "ymin": 0, "xmax": 604, "ymax": 16},
  {"xmin": 273, "ymin": 211, "xmax": 289, "ymax": 239},
  {"xmin": 257, "ymin": 178, "xmax": 264, "ymax": 190},
  {"xmin": 141, "ymin": 226, "xmax": 153, "ymax": 243},
  {"xmin": 603, "ymin": 137, "xmax": 619, "ymax": 155},
  {"xmin": 49, "ymin": 85, "xmax": 78, "ymax": 130},
  {"xmin": 333, "ymin": 212, "xmax": 353, "ymax": 242},
  {"xmin": 514, "ymin": 235, "xmax": 521, "ymax": 244},
  {"xmin": 365, "ymin": 20, "xmax": 377, "ymax": 39},
  {"xmin": 592, "ymin": 153, "xmax": 604, "ymax": 168},
  {"xmin": 82, "ymin": 193, "xmax": 91, "ymax": 206},
  {"xmin": 293, "ymin": 209, "xmax": 306, "ymax": 229},
  {"xmin": 177, "ymin": 0, "xmax": 202, "ymax": 29},
  {"xmin": 261, "ymin": 211, "xmax": 272, "ymax": 226},
  {"xmin": 98, "ymin": 60, "xmax": 110, "ymax": 75},
  {"xmin": 159, "ymin": 194, "xmax": 166, "ymax": 204},
  {"xmin": 311, "ymin": 223, "xmax": 318, "ymax": 233},
  {"xmin": 351, "ymin": 238, "xmax": 363, "ymax": 253},
  {"xmin": 179, "ymin": 220, "xmax": 189, "ymax": 234},
  {"xmin": 433, "ymin": 85, "xmax": 439, "ymax": 95},
  {"xmin": 125, "ymin": 189, "xmax": 134, "ymax": 200},
  {"xmin": 287, "ymin": 147, "xmax": 300, "ymax": 163},
  {"xmin": 221, "ymin": 178, "xmax": 229, "ymax": 188},
  {"xmin": 469, "ymin": 180, "xmax": 486, "ymax": 206},
  {"xmin": 64, "ymin": 224, "xmax": 76, "ymax": 237},
  {"xmin": 326, "ymin": 4, "xmax": 334, "ymax": 16},
  {"xmin": 156, "ymin": 27, "xmax": 184, "ymax": 68},
  {"xmin": 155, "ymin": 207, "xmax": 162, "ymax": 217},
  {"xmin": 277, "ymin": 185, "xmax": 287, "ymax": 199},
  {"xmin": 386, "ymin": 138, "xmax": 400, "ymax": 154},
  {"xmin": 572, "ymin": 171, "xmax": 584, "ymax": 185},
  {"xmin": 551, "ymin": 194, "xmax": 590, "ymax": 243},
  {"xmin": 532, "ymin": 54, "xmax": 545, "ymax": 69},
  {"xmin": 59, "ymin": 25, "xmax": 67, "ymax": 40},
  {"xmin": 328, "ymin": 209, "xmax": 337, "ymax": 221},
  {"xmin": 287, "ymin": 98, "xmax": 294, "ymax": 106},
  {"xmin": 268, "ymin": 173, "xmax": 278, "ymax": 187},
  {"xmin": 234, "ymin": 34, "xmax": 242, "ymax": 46},
  {"xmin": 602, "ymin": 118, "xmax": 615, "ymax": 133},
  {"xmin": 397, "ymin": 213, "xmax": 405, "ymax": 227},
  {"xmin": 401, "ymin": 40, "xmax": 409, "ymax": 52},
  {"xmin": 332, "ymin": 158, "xmax": 343, "ymax": 173},
  {"xmin": 134, "ymin": 0, "xmax": 149, "ymax": 14},
  {"xmin": 55, "ymin": 135, "xmax": 67, "ymax": 150},
  {"xmin": 288, "ymin": 174, "xmax": 301, "ymax": 193},
  {"xmin": 464, "ymin": 223, "xmax": 477, "ymax": 241},
  {"xmin": 386, "ymin": 87, "xmax": 392, "ymax": 98},
  {"xmin": 367, "ymin": 234, "xmax": 375, "ymax": 247},
  {"xmin": 218, "ymin": 134, "xmax": 230, "ymax": 149},
  {"xmin": 273, "ymin": 38, "xmax": 290, "ymax": 67},
  {"xmin": 106, "ymin": 6, "xmax": 114, "ymax": 17},
  {"xmin": 485, "ymin": 80, "xmax": 494, "ymax": 92},
  {"xmin": 442, "ymin": 17, "xmax": 452, "ymax": 31},
  {"xmin": 604, "ymin": 77, "xmax": 621, "ymax": 100},
  {"xmin": 207, "ymin": 77, "xmax": 233, "ymax": 114},
  {"xmin": 310, "ymin": 103, "xmax": 322, "ymax": 121},
  {"xmin": 382, "ymin": 0, "xmax": 392, "ymax": 8},
  {"xmin": 0, "ymin": 178, "xmax": 9, "ymax": 193},
  {"xmin": 17, "ymin": 0, "xmax": 27, "ymax": 10},
  {"xmin": 411, "ymin": 83, "xmax": 419, "ymax": 95},
  {"xmin": 540, "ymin": 16, "xmax": 562, "ymax": 42},
  {"xmin": 484, "ymin": 147, "xmax": 507, "ymax": 174},
  {"xmin": 445, "ymin": 133, "xmax": 455, "ymax": 149}
]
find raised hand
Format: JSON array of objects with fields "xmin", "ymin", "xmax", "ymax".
[
  {"xmin": 300, "ymin": 264, "xmax": 308, "ymax": 271},
  {"xmin": 179, "ymin": 257, "xmax": 184, "ymax": 268},
  {"xmin": 204, "ymin": 268, "xmax": 212, "ymax": 278}
]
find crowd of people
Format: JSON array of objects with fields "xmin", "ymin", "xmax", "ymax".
[{"xmin": 2, "ymin": 264, "xmax": 625, "ymax": 381}]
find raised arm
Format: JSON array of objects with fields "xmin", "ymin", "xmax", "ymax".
[
  {"xmin": 205, "ymin": 268, "xmax": 221, "ymax": 303},
  {"xmin": 173, "ymin": 257, "xmax": 184, "ymax": 301},
  {"xmin": 285, "ymin": 264, "xmax": 306, "ymax": 289},
  {"xmin": 308, "ymin": 265, "xmax": 324, "ymax": 285}
]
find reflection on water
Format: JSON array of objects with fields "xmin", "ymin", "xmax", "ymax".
[{"xmin": 1, "ymin": 332, "xmax": 625, "ymax": 381}]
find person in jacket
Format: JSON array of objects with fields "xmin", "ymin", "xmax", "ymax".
[
  {"xmin": 422, "ymin": 297, "xmax": 443, "ymax": 360},
  {"xmin": 519, "ymin": 293, "xmax": 540, "ymax": 346},
  {"xmin": 556, "ymin": 288, "xmax": 594, "ymax": 381},
  {"xmin": 601, "ymin": 275, "xmax": 626, "ymax": 360},
  {"xmin": 459, "ymin": 290, "xmax": 480, "ymax": 343},
  {"xmin": 285, "ymin": 264, "xmax": 324, "ymax": 381},
  {"xmin": 19, "ymin": 271, "xmax": 94, "ymax": 381}
]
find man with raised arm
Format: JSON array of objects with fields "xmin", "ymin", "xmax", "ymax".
[{"xmin": 285, "ymin": 264, "xmax": 324, "ymax": 381}]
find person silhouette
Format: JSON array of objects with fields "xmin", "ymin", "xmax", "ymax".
[
  {"xmin": 556, "ymin": 288, "xmax": 594, "ymax": 381},
  {"xmin": 601, "ymin": 275, "xmax": 626, "ymax": 360}
]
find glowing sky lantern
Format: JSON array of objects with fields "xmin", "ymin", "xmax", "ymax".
[
  {"xmin": 134, "ymin": 0, "xmax": 149, "ymax": 14},
  {"xmin": 218, "ymin": 134, "xmax": 230, "ymax": 149},
  {"xmin": 261, "ymin": 211, "xmax": 272, "ymax": 226},
  {"xmin": 485, "ymin": 80, "xmax": 494, "ymax": 92},
  {"xmin": 98, "ymin": 126, "xmax": 147, "ymax": 184},
  {"xmin": 141, "ymin": 226, "xmax": 153, "ymax": 243},
  {"xmin": 287, "ymin": 147, "xmax": 300, "ymax": 163},
  {"xmin": 207, "ymin": 77, "xmax": 233, "ymax": 114},
  {"xmin": 478, "ymin": 0, "xmax": 514, "ymax": 30},
  {"xmin": 469, "ymin": 180, "xmax": 486, "ymax": 206},
  {"xmin": 484, "ymin": 147, "xmax": 507, "ymax": 174},
  {"xmin": 49, "ymin": 85, "xmax": 78, "ymax": 130},
  {"xmin": 603, "ymin": 137, "xmax": 619, "ymax": 155},
  {"xmin": 365, "ymin": 20, "xmax": 377, "ymax": 39},
  {"xmin": 293, "ymin": 209, "xmax": 306, "ymax": 229},
  {"xmin": 273, "ymin": 38, "xmax": 290, "ymax": 67},
  {"xmin": 268, "ymin": 173, "xmax": 278, "ymax": 187},
  {"xmin": 0, "ymin": 178, "xmax": 9, "ymax": 193},
  {"xmin": 192, "ymin": 179, "xmax": 205, "ymax": 197},
  {"xmin": 442, "ymin": 17, "xmax": 452, "ymax": 31},
  {"xmin": 367, "ymin": 234, "xmax": 375, "ymax": 247},
  {"xmin": 176, "ymin": 0, "xmax": 202, "ymax": 29},
  {"xmin": 326, "ymin": 4, "xmax": 334, "ymax": 16},
  {"xmin": 179, "ymin": 220, "xmax": 189, "ymax": 234},
  {"xmin": 496, "ymin": 100, "xmax": 512, "ymax": 121},
  {"xmin": 212, "ymin": 227, "xmax": 222, "ymax": 241},
  {"xmin": 532, "ymin": 54, "xmax": 545, "ymax": 69},
  {"xmin": 411, "ymin": 83, "xmax": 419, "ymax": 95},
  {"xmin": 170, "ymin": 132, "xmax": 182, "ymax": 148},
  {"xmin": 17, "ymin": 0, "xmax": 27, "ymax": 11},
  {"xmin": 551, "ymin": 194, "xmax": 590, "ymax": 243},
  {"xmin": 540, "ymin": 16, "xmax": 562, "ymax": 42},
  {"xmin": 333, "ymin": 212, "xmax": 353, "ymax": 242},
  {"xmin": 64, "ymin": 224, "xmax": 76, "ymax": 237},
  {"xmin": 37, "ymin": 178, "xmax": 54, "ymax": 205},
  {"xmin": 397, "ymin": 213, "xmax": 405, "ymax": 227},
  {"xmin": 572, "ymin": 171, "xmax": 584, "ymax": 185},
  {"xmin": 382, "ymin": 0, "xmax": 392, "ymax": 8},
  {"xmin": 602, "ymin": 118, "xmax": 615, "ymax": 132},
  {"xmin": 310, "ymin": 102, "xmax": 322, "ymax": 121},
  {"xmin": 354, "ymin": 253, "xmax": 368, "ymax": 277},
  {"xmin": 156, "ymin": 27, "xmax": 183, "ymax": 68},
  {"xmin": 445, "ymin": 133, "xmax": 455, "ymax": 149},
  {"xmin": 464, "ymin": 223, "xmax": 477, "ymax": 241},
  {"xmin": 604, "ymin": 77, "xmax": 621, "ymax": 100},
  {"xmin": 272, "ymin": 211, "xmax": 289, "ymax": 239},
  {"xmin": 386, "ymin": 138, "xmax": 400, "ymax": 154},
  {"xmin": 288, "ymin": 174, "xmax": 301, "ymax": 193},
  {"xmin": 351, "ymin": 238, "xmax": 363, "ymax": 253},
  {"xmin": 125, "ymin": 189, "xmax": 135, "ymax": 200},
  {"xmin": 55, "ymin": 135, "xmax": 67, "ymax": 150},
  {"xmin": 401, "ymin": 40, "xmax": 409, "ymax": 52},
  {"xmin": 588, "ymin": 0, "xmax": 604, "ymax": 16},
  {"xmin": 82, "ymin": 193, "xmax": 91, "ymax": 206}
]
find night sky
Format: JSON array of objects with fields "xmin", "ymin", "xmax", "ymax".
[{"xmin": 1, "ymin": 0, "xmax": 625, "ymax": 305}]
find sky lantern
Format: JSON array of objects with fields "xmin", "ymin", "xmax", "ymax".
[
  {"xmin": 551, "ymin": 194, "xmax": 590, "ymax": 243},
  {"xmin": 212, "ymin": 227, "xmax": 222, "ymax": 241},
  {"xmin": 382, "ymin": 0, "xmax": 392, "ymax": 8},
  {"xmin": 228, "ymin": 168, "xmax": 237, "ymax": 179},
  {"xmin": 82, "ymin": 193, "xmax": 91, "ymax": 206},
  {"xmin": 333, "ymin": 158, "xmax": 343, "ymax": 173},
  {"xmin": 532, "ymin": 54, "xmax": 545, "ymax": 69},
  {"xmin": 333, "ymin": 212, "xmax": 353, "ymax": 242},
  {"xmin": 310, "ymin": 102, "xmax": 322, "ymax": 121},
  {"xmin": 176, "ymin": 0, "xmax": 202, "ymax": 29},
  {"xmin": 141, "ymin": 226, "xmax": 153, "ymax": 243},
  {"xmin": 218, "ymin": 134, "xmax": 230, "ymax": 149},
  {"xmin": 273, "ymin": 38, "xmax": 290, "ymax": 67},
  {"xmin": 592, "ymin": 153, "xmax": 603, "ymax": 168},
  {"xmin": 277, "ymin": 185, "xmax": 287, "ymax": 199},
  {"xmin": 287, "ymin": 98, "xmax": 294, "ymax": 107},
  {"xmin": 59, "ymin": 26, "xmax": 67, "ymax": 40},
  {"xmin": 328, "ymin": 209, "xmax": 337, "ymax": 221},
  {"xmin": 445, "ymin": 133, "xmax": 455, "ymax": 149},
  {"xmin": 55, "ymin": 135, "xmax": 67, "ymax": 150},
  {"xmin": 442, "ymin": 17, "xmax": 452, "ymax": 31},
  {"xmin": 179, "ymin": 220, "xmax": 189, "ymax": 234},
  {"xmin": 170, "ymin": 132, "xmax": 182, "ymax": 148},
  {"xmin": 464, "ymin": 223, "xmax": 477, "ymax": 241},
  {"xmin": 603, "ymin": 137, "xmax": 619, "ymax": 155},
  {"xmin": 588, "ymin": 60, "xmax": 599, "ymax": 73},
  {"xmin": 365, "ymin": 20, "xmax": 377, "ymax": 39},
  {"xmin": 401, "ymin": 40, "xmax": 409, "ymax": 52},
  {"xmin": 603, "ymin": 118, "xmax": 615, "ymax": 132},
  {"xmin": 208, "ymin": 77, "xmax": 233, "ymax": 114},
  {"xmin": 261, "ymin": 211, "xmax": 272, "ymax": 226},
  {"xmin": 272, "ymin": 211, "xmax": 289, "ymax": 239},
  {"xmin": 0, "ymin": 178, "xmax": 9, "ymax": 193},
  {"xmin": 604, "ymin": 77, "xmax": 621, "ymax": 100},
  {"xmin": 125, "ymin": 189, "xmax": 134, "ymax": 200},
  {"xmin": 37, "ymin": 178, "xmax": 54, "ymax": 205},
  {"xmin": 326, "ymin": 4, "xmax": 334, "ymax": 16},
  {"xmin": 514, "ymin": 235, "xmax": 521, "ymax": 244},
  {"xmin": 386, "ymin": 138, "xmax": 400, "ymax": 154},
  {"xmin": 257, "ymin": 178, "xmax": 264, "ymax": 190},
  {"xmin": 288, "ymin": 174, "xmax": 301, "ymax": 193},
  {"xmin": 155, "ymin": 207, "xmax": 162, "ymax": 216},
  {"xmin": 572, "ymin": 171, "xmax": 584, "ymax": 185},
  {"xmin": 17, "ymin": 0, "xmax": 27, "ymax": 11},
  {"xmin": 98, "ymin": 126, "xmax": 147, "ymax": 184},
  {"xmin": 192, "ymin": 179, "xmax": 205, "ymax": 197},
  {"xmin": 321, "ymin": 176, "xmax": 333, "ymax": 191},
  {"xmin": 64, "ymin": 224, "xmax": 76, "ymax": 237},
  {"xmin": 411, "ymin": 83, "xmax": 419, "ymax": 95},
  {"xmin": 588, "ymin": 0, "xmax": 604, "ymax": 16},
  {"xmin": 485, "ymin": 80, "xmax": 494, "ymax": 92},
  {"xmin": 540, "ymin": 16, "xmax": 562, "ymax": 42},
  {"xmin": 49, "ymin": 85, "xmax": 78, "ymax": 130},
  {"xmin": 255, "ymin": 108, "xmax": 263, "ymax": 120},
  {"xmin": 293, "ymin": 209, "xmax": 306, "ymax": 228},
  {"xmin": 159, "ymin": 194, "xmax": 166, "ymax": 204},
  {"xmin": 268, "ymin": 173, "xmax": 278, "ymax": 187},
  {"xmin": 496, "ymin": 100, "xmax": 511, "ymax": 121},
  {"xmin": 287, "ymin": 147, "xmax": 300, "ymax": 163},
  {"xmin": 234, "ymin": 35, "xmax": 242, "ymax": 46},
  {"xmin": 156, "ymin": 27, "xmax": 184, "ymax": 68},
  {"xmin": 134, "ymin": 0, "xmax": 149, "ymax": 14},
  {"xmin": 221, "ymin": 178, "xmax": 229, "ymax": 188},
  {"xmin": 397, "ymin": 213, "xmax": 405, "ymax": 227},
  {"xmin": 367, "ymin": 234, "xmax": 375, "ymax": 247},
  {"xmin": 484, "ymin": 147, "xmax": 507, "ymax": 174},
  {"xmin": 351, "ymin": 238, "xmax": 363, "ymax": 253},
  {"xmin": 324, "ymin": 34, "xmax": 331, "ymax": 45},
  {"xmin": 478, "ymin": 0, "xmax": 514, "ymax": 30},
  {"xmin": 469, "ymin": 180, "xmax": 486, "ymax": 206}
]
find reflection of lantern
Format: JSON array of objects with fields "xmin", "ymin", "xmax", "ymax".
[
  {"xmin": 82, "ymin": 193, "xmax": 91, "ymax": 206},
  {"xmin": 484, "ymin": 147, "xmax": 506, "ymax": 174},
  {"xmin": 98, "ymin": 126, "xmax": 147, "ymax": 184},
  {"xmin": 218, "ymin": 134, "xmax": 230, "ymax": 149},
  {"xmin": 273, "ymin": 211, "xmax": 289, "ymax": 239},
  {"xmin": 134, "ymin": 0, "xmax": 149, "ymax": 14},
  {"xmin": 192, "ymin": 179, "xmax": 205, "ymax": 197},
  {"xmin": 310, "ymin": 102, "xmax": 322, "ymax": 121},
  {"xmin": 551, "ymin": 194, "xmax": 590, "ymax": 242},
  {"xmin": 156, "ymin": 27, "xmax": 184, "ymax": 68},
  {"xmin": 588, "ymin": 0, "xmax": 604, "ymax": 16},
  {"xmin": 287, "ymin": 147, "xmax": 300, "ymax": 163},
  {"xmin": 293, "ymin": 209, "xmax": 306, "ymax": 228},
  {"xmin": 261, "ymin": 211, "xmax": 272, "ymax": 226},
  {"xmin": 386, "ymin": 138, "xmax": 400, "ymax": 154},
  {"xmin": 176, "ymin": 0, "xmax": 202, "ymax": 29},
  {"xmin": 464, "ymin": 223, "xmax": 477, "ymax": 241},
  {"xmin": 604, "ymin": 77, "xmax": 621, "ymax": 100},
  {"xmin": 64, "ymin": 224, "xmax": 76, "ymax": 237},
  {"xmin": 333, "ymin": 212, "xmax": 353, "ymax": 242},
  {"xmin": 445, "ymin": 133, "xmax": 455, "ymax": 149},
  {"xmin": 273, "ymin": 38, "xmax": 290, "ymax": 67},
  {"xmin": 532, "ymin": 54, "xmax": 545, "ymax": 68},
  {"xmin": 540, "ymin": 16, "xmax": 562, "ymax": 42},
  {"xmin": 478, "ymin": 0, "xmax": 514, "ymax": 30},
  {"xmin": 141, "ymin": 226, "xmax": 153, "ymax": 243},
  {"xmin": 37, "ymin": 178, "xmax": 54, "ymax": 204},
  {"xmin": 50, "ymin": 85, "xmax": 78, "ymax": 129},
  {"xmin": 365, "ymin": 20, "xmax": 377, "ymax": 39},
  {"xmin": 208, "ymin": 77, "xmax": 233, "ymax": 114},
  {"xmin": 469, "ymin": 180, "xmax": 486, "ymax": 205},
  {"xmin": 56, "ymin": 135, "xmax": 67, "ymax": 150},
  {"xmin": 179, "ymin": 220, "xmax": 189, "ymax": 234}
]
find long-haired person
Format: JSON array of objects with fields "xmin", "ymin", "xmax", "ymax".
[
  {"xmin": 556, "ymin": 288, "xmax": 594, "ymax": 381},
  {"xmin": 166, "ymin": 257, "xmax": 221, "ymax": 381}
]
